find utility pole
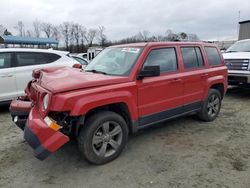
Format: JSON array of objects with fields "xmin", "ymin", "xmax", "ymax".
[{"xmin": 237, "ymin": 10, "xmax": 241, "ymax": 39}]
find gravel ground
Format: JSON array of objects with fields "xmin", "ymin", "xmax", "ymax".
[{"xmin": 0, "ymin": 86, "xmax": 250, "ymax": 188}]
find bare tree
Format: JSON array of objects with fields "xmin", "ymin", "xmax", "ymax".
[
  {"xmin": 69, "ymin": 23, "xmax": 75, "ymax": 51},
  {"xmin": 60, "ymin": 22, "xmax": 71, "ymax": 50},
  {"xmin": 97, "ymin": 26, "xmax": 107, "ymax": 47},
  {"xmin": 80, "ymin": 26, "xmax": 86, "ymax": 51},
  {"xmin": 14, "ymin": 21, "xmax": 25, "ymax": 36},
  {"xmin": 137, "ymin": 30, "xmax": 150, "ymax": 41},
  {"xmin": 52, "ymin": 26, "xmax": 60, "ymax": 41},
  {"xmin": 165, "ymin": 29, "xmax": 173, "ymax": 36},
  {"xmin": 26, "ymin": 30, "xmax": 33, "ymax": 37},
  {"xmin": 84, "ymin": 28, "xmax": 97, "ymax": 47},
  {"xmin": 41, "ymin": 22, "xmax": 53, "ymax": 38},
  {"xmin": 72, "ymin": 24, "xmax": 82, "ymax": 51},
  {"xmin": 33, "ymin": 20, "xmax": 41, "ymax": 37},
  {"xmin": 186, "ymin": 33, "xmax": 200, "ymax": 41}
]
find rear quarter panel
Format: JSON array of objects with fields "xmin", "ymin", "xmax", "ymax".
[{"xmin": 202, "ymin": 44, "xmax": 228, "ymax": 98}]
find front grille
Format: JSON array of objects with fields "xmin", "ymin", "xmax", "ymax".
[{"xmin": 225, "ymin": 59, "xmax": 249, "ymax": 70}]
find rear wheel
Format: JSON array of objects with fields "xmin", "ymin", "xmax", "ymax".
[
  {"xmin": 198, "ymin": 89, "xmax": 222, "ymax": 122},
  {"xmin": 78, "ymin": 111, "xmax": 128, "ymax": 165}
]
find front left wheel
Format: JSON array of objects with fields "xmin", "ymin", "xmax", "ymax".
[{"xmin": 78, "ymin": 111, "xmax": 128, "ymax": 165}]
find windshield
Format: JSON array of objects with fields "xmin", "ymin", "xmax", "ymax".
[
  {"xmin": 226, "ymin": 40, "xmax": 250, "ymax": 52},
  {"xmin": 84, "ymin": 47, "xmax": 142, "ymax": 76},
  {"xmin": 71, "ymin": 56, "xmax": 88, "ymax": 65}
]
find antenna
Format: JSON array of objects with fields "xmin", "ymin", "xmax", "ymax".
[{"xmin": 237, "ymin": 10, "xmax": 241, "ymax": 39}]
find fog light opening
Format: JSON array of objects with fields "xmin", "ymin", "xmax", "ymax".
[{"xmin": 14, "ymin": 116, "xmax": 18, "ymax": 123}]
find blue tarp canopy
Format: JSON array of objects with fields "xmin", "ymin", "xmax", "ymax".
[{"xmin": 0, "ymin": 35, "xmax": 59, "ymax": 45}]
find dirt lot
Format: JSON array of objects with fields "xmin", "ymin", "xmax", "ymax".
[{"xmin": 0, "ymin": 87, "xmax": 250, "ymax": 188}]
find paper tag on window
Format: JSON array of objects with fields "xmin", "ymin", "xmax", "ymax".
[{"xmin": 121, "ymin": 48, "xmax": 140, "ymax": 53}]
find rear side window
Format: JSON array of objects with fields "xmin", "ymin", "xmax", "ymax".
[
  {"xmin": 181, "ymin": 47, "xmax": 204, "ymax": 69},
  {"xmin": 16, "ymin": 52, "xmax": 60, "ymax": 66},
  {"xmin": 46, "ymin": 53, "xmax": 61, "ymax": 62},
  {"xmin": 0, "ymin": 53, "xmax": 11, "ymax": 69},
  {"xmin": 205, "ymin": 47, "xmax": 221, "ymax": 65},
  {"xmin": 143, "ymin": 48, "xmax": 178, "ymax": 73}
]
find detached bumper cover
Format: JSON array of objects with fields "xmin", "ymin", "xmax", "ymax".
[
  {"xmin": 10, "ymin": 99, "xmax": 70, "ymax": 160},
  {"xmin": 24, "ymin": 125, "xmax": 51, "ymax": 160},
  {"xmin": 24, "ymin": 107, "xmax": 70, "ymax": 160}
]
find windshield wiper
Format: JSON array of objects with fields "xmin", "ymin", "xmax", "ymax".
[
  {"xmin": 225, "ymin": 50, "xmax": 238, "ymax": 53},
  {"xmin": 85, "ymin": 69, "xmax": 107, "ymax": 75}
]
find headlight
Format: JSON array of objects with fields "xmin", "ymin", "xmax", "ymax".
[{"xmin": 43, "ymin": 94, "xmax": 49, "ymax": 110}]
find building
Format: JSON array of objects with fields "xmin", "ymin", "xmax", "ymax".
[
  {"xmin": 87, "ymin": 47, "xmax": 103, "ymax": 61},
  {"xmin": 0, "ymin": 35, "xmax": 59, "ymax": 48},
  {"xmin": 239, "ymin": 20, "xmax": 250, "ymax": 40}
]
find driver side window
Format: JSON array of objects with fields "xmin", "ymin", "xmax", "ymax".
[{"xmin": 143, "ymin": 48, "xmax": 178, "ymax": 73}]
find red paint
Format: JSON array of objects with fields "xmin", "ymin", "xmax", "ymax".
[
  {"xmin": 10, "ymin": 42, "xmax": 228, "ymax": 157},
  {"xmin": 27, "ymin": 107, "xmax": 69, "ymax": 153},
  {"xmin": 10, "ymin": 100, "xmax": 32, "ymax": 113}
]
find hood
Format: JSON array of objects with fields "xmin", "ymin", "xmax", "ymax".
[
  {"xmin": 37, "ymin": 67, "xmax": 129, "ymax": 93},
  {"xmin": 222, "ymin": 52, "xmax": 250, "ymax": 60}
]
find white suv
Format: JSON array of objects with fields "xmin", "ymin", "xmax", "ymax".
[
  {"xmin": 223, "ymin": 39, "xmax": 250, "ymax": 85},
  {"xmin": 0, "ymin": 48, "xmax": 78, "ymax": 103}
]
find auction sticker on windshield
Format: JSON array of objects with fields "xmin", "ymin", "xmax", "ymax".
[{"xmin": 121, "ymin": 48, "xmax": 140, "ymax": 53}]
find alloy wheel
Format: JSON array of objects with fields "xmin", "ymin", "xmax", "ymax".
[{"xmin": 92, "ymin": 121, "xmax": 123, "ymax": 158}]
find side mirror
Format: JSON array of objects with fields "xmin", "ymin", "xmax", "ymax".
[
  {"xmin": 73, "ymin": 64, "xmax": 82, "ymax": 69},
  {"xmin": 137, "ymin": 65, "xmax": 160, "ymax": 80}
]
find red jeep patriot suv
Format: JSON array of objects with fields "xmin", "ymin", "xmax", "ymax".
[{"xmin": 10, "ymin": 42, "xmax": 227, "ymax": 164}]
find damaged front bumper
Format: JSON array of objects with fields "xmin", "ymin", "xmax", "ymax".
[{"xmin": 10, "ymin": 99, "xmax": 70, "ymax": 160}]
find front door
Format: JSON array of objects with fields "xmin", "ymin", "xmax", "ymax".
[
  {"xmin": 0, "ymin": 52, "xmax": 17, "ymax": 102},
  {"xmin": 137, "ymin": 47, "xmax": 183, "ymax": 126}
]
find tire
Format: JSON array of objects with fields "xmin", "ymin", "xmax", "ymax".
[
  {"xmin": 197, "ymin": 89, "xmax": 222, "ymax": 122},
  {"xmin": 78, "ymin": 111, "xmax": 128, "ymax": 165}
]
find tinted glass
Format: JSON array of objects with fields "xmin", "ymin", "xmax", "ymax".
[
  {"xmin": 195, "ymin": 47, "xmax": 204, "ymax": 67},
  {"xmin": 16, "ymin": 52, "xmax": 59, "ymax": 66},
  {"xmin": 46, "ymin": 53, "xmax": 61, "ymax": 62},
  {"xmin": 0, "ymin": 53, "xmax": 11, "ymax": 69},
  {"xmin": 205, "ymin": 47, "xmax": 221, "ymax": 65},
  {"xmin": 143, "ymin": 48, "xmax": 177, "ymax": 73},
  {"xmin": 181, "ymin": 47, "xmax": 204, "ymax": 69}
]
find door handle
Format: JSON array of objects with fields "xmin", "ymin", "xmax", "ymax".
[
  {"xmin": 201, "ymin": 73, "xmax": 208, "ymax": 77},
  {"xmin": 0, "ymin": 74, "xmax": 14, "ymax": 78},
  {"xmin": 171, "ymin": 78, "xmax": 182, "ymax": 83}
]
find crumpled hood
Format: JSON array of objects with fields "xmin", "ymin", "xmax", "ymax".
[
  {"xmin": 37, "ymin": 67, "xmax": 129, "ymax": 93},
  {"xmin": 222, "ymin": 52, "xmax": 250, "ymax": 60}
]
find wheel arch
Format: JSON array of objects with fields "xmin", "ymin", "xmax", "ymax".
[
  {"xmin": 206, "ymin": 75, "xmax": 227, "ymax": 99},
  {"xmin": 210, "ymin": 83, "xmax": 225, "ymax": 99},
  {"xmin": 76, "ymin": 102, "xmax": 134, "ymax": 136}
]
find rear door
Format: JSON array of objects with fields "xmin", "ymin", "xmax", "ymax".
[
  {"xmin": 180, "ymin": 46, "xmax": 208, "ymax": 107},
  {"xmin": 0, "ymin": 52, "xmax": 17, "ymax": 102}
]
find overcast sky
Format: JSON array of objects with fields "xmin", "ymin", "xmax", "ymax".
[{"xmin": 0, "ymin": 0, "xmax": 250, "ymax": 41}]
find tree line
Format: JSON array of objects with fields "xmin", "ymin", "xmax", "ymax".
[{"xmin": 0, "ymin": 21, "xmax": 200, "ymax": 52}]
